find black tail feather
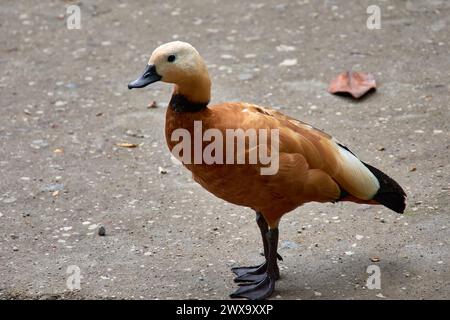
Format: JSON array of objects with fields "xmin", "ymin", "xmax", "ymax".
[{"xmin": 363, "ymin": 162, "xmax": 407, "ymax": 213}]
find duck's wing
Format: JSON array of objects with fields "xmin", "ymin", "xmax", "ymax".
[{"xmin": 209, "ymin": 103, "xmax": 380, "ymax": 201}]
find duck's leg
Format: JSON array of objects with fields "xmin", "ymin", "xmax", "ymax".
[
  {"xmin": 231, "ymin": 212, "xmax": 281, "ymax": 283},
  {"xmin": 230, "ymin": 227, "xmax": 279, "ymax": 300}
]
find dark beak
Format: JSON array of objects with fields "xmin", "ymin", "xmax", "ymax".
[{"xmin": 128, "ymin": 64, "xmax": 162, "ymax": 89}]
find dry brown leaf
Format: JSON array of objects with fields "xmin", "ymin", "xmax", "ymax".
[
  {"xmin": 54, "ymin": 148, "xmax": 64, "ymax": 154},
  {"xmin": 328, "ymin": 71, "xmax": 376, "ymax": 99},
  {"xmin": 370, "ymin": 256, "xmax": 380, "ymax": 262},
  {"xmin": 117, "ymin": 142, "xmax": 138, "ymax": 148},
  {"xmin": 409, "ymin": 166, "xmax": 417, "ymax": 172},
  {"xmin": 52, "ymin": 190, "xmax": 59, "ymax": 197}
]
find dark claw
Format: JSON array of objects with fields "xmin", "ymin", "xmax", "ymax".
[{"xmin": 230, "ymin": 274, "xmax": 275, "ymax": 300}]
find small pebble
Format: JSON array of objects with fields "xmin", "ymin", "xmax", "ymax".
[
  {"xmin": 158, "ymin": 167, "xmax": 168, "ymax": 174},
  {"xmin": 148, "ymin": 101, "xmax": 158, "ymax": 108},
  {"xmin": 220, "ymin": 54, "xmax": 234, "ymax": 60},
  {"xmin": 279, "ymin": 58, "xmax": 297, "ymax": 67},
  {"xmin": 98, "ymin": 226, "xmax": 106, "ymax": 236},
  {"xmin": 54, "ymin": 101, "xmax": 67, "ymax": 107}
]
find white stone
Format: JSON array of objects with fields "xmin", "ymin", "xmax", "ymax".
[
  {"xmin": 276, "ymin": 45, "xmax": 296, "ymax": 52},
  {"xmin": 279, "ymin": 59, "xmax": 297, "ymax": 67}
]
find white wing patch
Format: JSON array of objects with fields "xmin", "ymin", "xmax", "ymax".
[{"xmin": 336, "ymin": 144, "xmax": 380, "ymax": 200}]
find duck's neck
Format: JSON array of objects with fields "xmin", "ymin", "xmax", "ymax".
[{"xmin": 170, "ymin": 73, "xmax": 211, "ymax": 112}]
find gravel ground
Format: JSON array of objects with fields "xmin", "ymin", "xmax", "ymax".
[{"xmin": 0, "ymin": 0, "xmax": 448, "ymax": 300}]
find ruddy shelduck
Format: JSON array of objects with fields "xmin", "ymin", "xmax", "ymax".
[{"xmin": 128, "ymin": 41, "xmax": 406, "ymax": 300}]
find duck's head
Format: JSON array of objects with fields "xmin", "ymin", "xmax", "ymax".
[{"xmin": 128, "ymin": 41, "xmax": 211, "ymax": 103}]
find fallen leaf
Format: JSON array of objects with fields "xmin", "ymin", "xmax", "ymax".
[
  {"xmin": 117, "ymin": 142, "xmax": 138, "ymax": 148},
  {"xmin": 377, "ymin": 146, "xmax": 385, "ymax": 151},
  {"xmin": 370, "ymin": 256, "xmax": 380, "ymax": 262},
  {"xmin": 409, "ymin": 166, "xmax": 417, "ymax": 172},
  {"xmin": 52, "ymin": 190, "xmax": 59, "ymax": 197},
  {"xmin": 328, "ymin": 71, "xmax": 376, "ymax": 99},
  {"xmin": 53, "ymin": 148, "xmax": 64, "ymax": 154}
]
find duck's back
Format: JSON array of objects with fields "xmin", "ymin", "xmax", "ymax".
[{"xmin": 206, "ymin": 102, "xmax": 380, "ymax": 199}]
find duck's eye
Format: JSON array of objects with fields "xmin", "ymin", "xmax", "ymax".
[{"xmin": 167, "ymin": 55, "xmax": 176, "ymax": 63}]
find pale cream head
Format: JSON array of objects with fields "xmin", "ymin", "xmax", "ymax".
[
  {"xmin": 148, "ymin": 41, "xmax": 209, "ymax": 86},
  {"xmin": 129, "ymin": 41, "xmax": 211, "ymax": 104}
]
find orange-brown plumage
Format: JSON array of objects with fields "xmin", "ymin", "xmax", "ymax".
[
  {"xmin": 165, "ymin": 102, "xmax": 385, "ymax": 227},
  {"xmin": 129, "ymin": 41, "xmax": 406, "ymax": 300}
]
